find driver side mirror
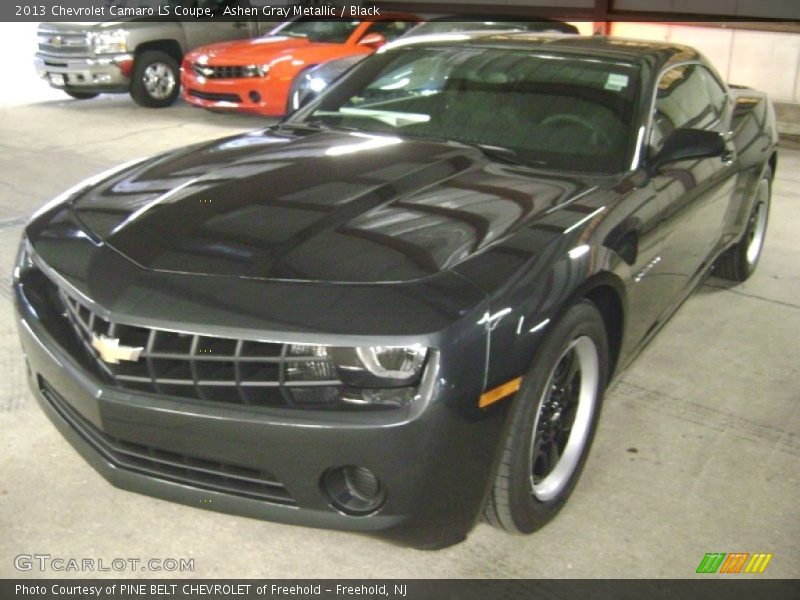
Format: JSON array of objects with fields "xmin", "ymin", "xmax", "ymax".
[
  {"xmin": 648, "ymin": 128, "xmax": 727, "ymax": 175},
  {"xmin": 358, "ymin": 33, "xmax": 387, "ymax": 49}
]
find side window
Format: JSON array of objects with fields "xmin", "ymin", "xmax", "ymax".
[
  {"xmin": 362, "ymin": 21, "xmax": 418, "ymax": 43},
  {"xmin": 649, "ymin": 64, "xmax": 723, "ymax": 154},
  {"xmin": 700, "ymin": 68, "xmax": 728, "ymax": 116}
]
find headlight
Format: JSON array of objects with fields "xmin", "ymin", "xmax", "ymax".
[
  {"xmin": 328, "ymin": 346, "xmax": 427, "ymax": 388},
  {"xmin": 88, "ymin": 29, "xmax": 128, "ymax": 55},
  {"xmin": 285, "ymin": 344, "xmax": 429, "ymax": 407},
  {"xmin": 241, "ymin": 64, "xmax": 269, "ymax": 78}
]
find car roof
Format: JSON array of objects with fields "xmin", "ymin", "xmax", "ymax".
[
  {"xmin": 411, "ymin": 17, "xmax": 579, "ymax": 34},
  {"xmin": 385, "ymin": 32, "xmax": 701, "ymax": 70}
]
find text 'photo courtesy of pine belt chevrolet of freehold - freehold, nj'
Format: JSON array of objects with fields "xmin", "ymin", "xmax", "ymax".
[{"xmin": 0, "ymin": 0, "xmax": 799, "ymax": 597}]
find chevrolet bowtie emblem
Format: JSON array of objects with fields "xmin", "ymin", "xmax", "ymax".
[{"xmin": 91, "ymin": 334, "xmax": 143, "ymax": 364}]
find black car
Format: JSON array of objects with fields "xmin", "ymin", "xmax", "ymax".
[{"xmin": 14, "ymin": 34, "xmax": 777, "ymax": 549}]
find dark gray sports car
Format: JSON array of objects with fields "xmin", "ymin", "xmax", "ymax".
[{"xmin": 14, "ymin": 34, "xmax": 777, "ymax": 548}]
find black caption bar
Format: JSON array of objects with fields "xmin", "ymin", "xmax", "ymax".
[
  {"xmin": 6, "ymin": 0, "xmax": 800, "ymax": 23},
  {"xmin": 4, "ymin": 1, "xmax": 385, "ymax": 23},
  {"xmin": 3, "ymin": 580, "xmax": 800, "ymax": 600}
]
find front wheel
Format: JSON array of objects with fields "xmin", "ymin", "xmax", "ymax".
[
  {"xmin": 714, "ymin": 165, "xmax": 772, "ymax": 282},
  {"xmin": 484, "ymin": 300, "xmax": 609, "ymax": 533},
  {"xmin": 130, "ymin": 51, "xmax": 180, "ymax": 108}
]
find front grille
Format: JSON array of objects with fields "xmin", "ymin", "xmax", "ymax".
[
  {"xmin": 58, "ymin": 288, "xmax": 343, "ymax": 409},
  {"xmin": 39, "ymin": 377, "xmax": 296, "ymax": 506},
  {"xmin": 187, "ymin": 89, "xmax": 242, "ymax": 103},
  {"xmin": 38, "ymin": 30, "xmax": 90, "ymax": 56},
  {"xmin": 192, "ymin": 63, "xmax": 247, "ymax": 79}
]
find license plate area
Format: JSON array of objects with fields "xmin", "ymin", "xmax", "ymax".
[{"xmin": 50, "ymin": 73, "xmax": 66, "ymax": 87}]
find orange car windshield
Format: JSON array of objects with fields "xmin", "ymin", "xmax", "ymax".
[{"xmin": 269, "ymin": 20, "xmax": 361, "ymax": 44}]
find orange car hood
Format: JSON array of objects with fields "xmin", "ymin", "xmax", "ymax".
[{"xmin": 189, "ymin": 36, "xmax": 330, "ymax": 64}]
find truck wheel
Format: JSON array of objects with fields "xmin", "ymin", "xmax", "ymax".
[
  {"xmin": 64, "ymin": 90, "xmax": 99, "ymax": 100},
  {"xmin": 130, "ymin": 51, "xmax": 180, "ymax": 108},
  {"xmin": 484, "ymin": 300, "xmax": 608, "ymax": 533},
  {"xmin": 714, "ymin": 165, "xmax": 772, "ymax": 282}
]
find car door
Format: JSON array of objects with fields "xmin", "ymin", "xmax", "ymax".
[
  {"xmin": 645, "ymin": 63, "xmax": 736, "ymax": 309},
  {"xmin": 182, "ymin": 0, "xmax": 257, "ymax": 49}
]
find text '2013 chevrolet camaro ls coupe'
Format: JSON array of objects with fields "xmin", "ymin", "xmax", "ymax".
[{"xmin": 14, "ymin": 34, "xmax": 777, "ymax": 549}]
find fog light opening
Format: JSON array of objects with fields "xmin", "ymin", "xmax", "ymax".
[
  {"xmin": 321, "ymin": 465, "xmax": 386, "ymax": 516},
  {"xmin": 248, "ymin": 90, "xmax": 261, "ymax": 103}
]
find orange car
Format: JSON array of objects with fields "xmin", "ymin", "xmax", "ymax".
[{"xmin": 181, "ymin": 16, "xmax": 421, "ymax": 116}]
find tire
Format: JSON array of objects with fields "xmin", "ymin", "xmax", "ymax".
[
  {"xmin": 714, "ymin": 165, "xmax": 772, "ymax": 282},
  {"xmin": 64, "ymin": 90, "xmax": 99, "ymax": 100},
  {"xmin": 130, "ymin": 51, "xmax": 180, "ymax": 108},
  {"xmin": 484, "ymin": 300, "xmax": 609, "ymax": 533}
]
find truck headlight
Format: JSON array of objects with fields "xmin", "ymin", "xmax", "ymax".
[{"xmin": 89, "ymin": 29, "xmax": 128, "ymax": 55}]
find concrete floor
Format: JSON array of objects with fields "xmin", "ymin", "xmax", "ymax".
[{"xmin": 0, "ymin": 90, "xmax": 798, "ymax": 579}]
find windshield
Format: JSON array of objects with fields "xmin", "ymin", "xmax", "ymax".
[
  {"xmin": 408, "ymin": 21, "xmax": 577, "ymax": 35},
  {"xmin": 298, "ymin": 46, "xmax": 641, "ymax": 173},
  {"xmin": 268, "ymin": 20, "xmax": 361, "ymax": 44}
]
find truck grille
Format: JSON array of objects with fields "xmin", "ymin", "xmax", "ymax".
[
  {"xmin": 58, "ymin": 288, "xmax": 343, "ymax": 409},
  {"xmin": 38, "ymin": 30, "xmax": 90, "ymax": 56},
  {"xmin": 39, "ymin": 377, "xmax": 297, "ymax": 506},
  {"xmin": 191, "ymin": 63, "xmax": 248, "ymax": 79}
]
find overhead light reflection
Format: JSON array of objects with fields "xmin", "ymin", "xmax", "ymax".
[
  {"xmin": 568, "ymin": 245, "xmax": 591, "ymax": 260},
  {"xmin": 325, "ymin": 134, "xmax": 402, "ymax": 157}
]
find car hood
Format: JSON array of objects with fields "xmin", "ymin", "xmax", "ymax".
[
  {"xmin": 62, "ymin": 127, "xmax": 593, "ymax": 284},
  {"xmin": 187, "ymin": 36, "xmax": 327, "ymax": 63}
]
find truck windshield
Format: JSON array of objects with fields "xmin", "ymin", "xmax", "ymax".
[{"xmin": 299, "ymin": 45, "xmax": 641, "ymax": 173}]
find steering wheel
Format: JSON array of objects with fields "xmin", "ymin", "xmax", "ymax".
[{"xmin": 539, "ymin": 114, "xmax": 613, "ymax": 148}]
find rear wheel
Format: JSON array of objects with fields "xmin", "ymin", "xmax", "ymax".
[
  {"xmin": 130, "ymin": 51, "xmax": 180, "ymax": 108},
  {"xmin": 484, "ymin": 300, "xmax": 608, "ymax": 533},
  {"xmin": 714, "ymin": 165, "xmax": 772, "ymax": 282},
  {"xmin": 64, "ymin": 90, "xmax": 99, "ymax": 100}
]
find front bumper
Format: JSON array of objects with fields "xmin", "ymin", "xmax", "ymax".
[
  {"xmin": 181, "ymin": 70, "xmax": 284, "ymax": 116},
  {"xmin": 14, "ymin": 270, "xmax": 505, "ymax": 548},
  {"xmin": 34, "ymin": 53, "xmax": 133, "ymax": 93}
]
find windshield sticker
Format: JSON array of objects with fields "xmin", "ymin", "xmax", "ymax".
[{"xmin": 605, "ymin": 73, "xmax": 630, "ymax": 91}]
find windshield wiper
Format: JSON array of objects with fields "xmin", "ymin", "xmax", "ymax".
[
  {"xmin": 458, "ymin": 143, "xmax": 530, "ymax": 167},
  {"xmin": 279, "ymin": 119, "xmax": 367, "ymax": 135}
]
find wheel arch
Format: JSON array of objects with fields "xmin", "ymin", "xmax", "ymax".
[
  {"xmin": 135, "ymin": 40, "xmax": 183, "ymax": 64},
  {"xmin": 549, "ymin": 270, "xmax": 627, "ymax": 384},
  {"xmin": 768, "ymin": 151, "xmax": 777, "ymax": 179},
  {"xmin": 580, "ymin": 279, "xmax": 625, "ymax": 382}
]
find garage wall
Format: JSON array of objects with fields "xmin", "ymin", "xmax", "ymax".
[
  {"xmin": 610, "ymin": 23, "xmax": 800, "ymax": 103},
  {"xmin": 615, "ymin": 0, "xmax": 799, "ymax": 19}
]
